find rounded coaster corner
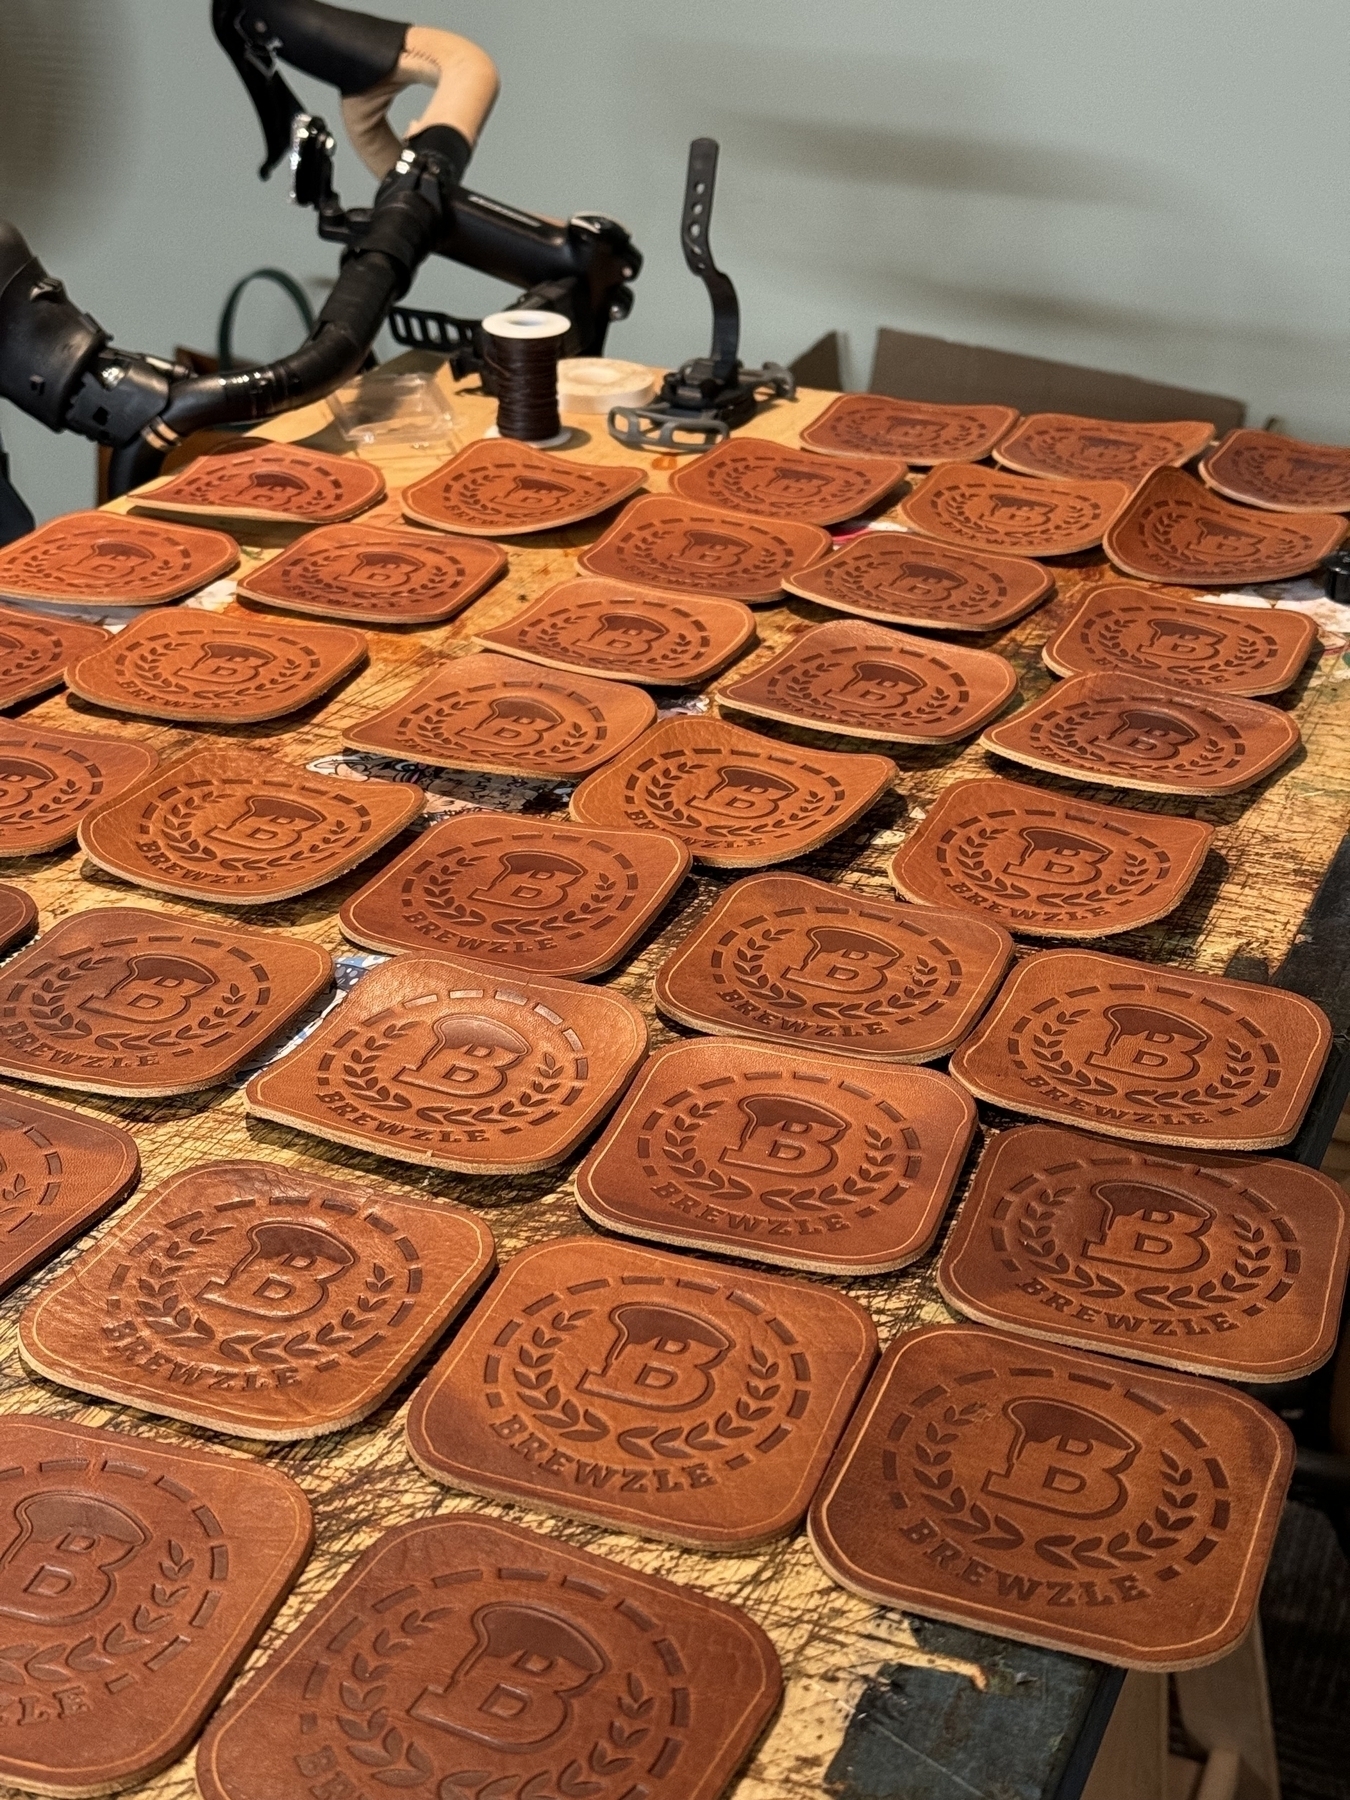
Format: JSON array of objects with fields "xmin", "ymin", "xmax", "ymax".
[
  {"xmin": 784, "ymin": 531, "xmax": 1052, "ymax": 633},
  {"xmin": 1103, "ymin": 468, "xmax": 1345, "ymax": 585},
  {"xmin": 669, "ymin": 437, "xmax": 906, "ymax": 526},
  {"xmin": 135, "ymin": 442, "xmax": 385, "ymax": 525},
  {"xmin": 800, "ymin": 394, "xmax": 1018, "ymax": 466},
  {"xmin": 402, "ymin": 440, "xmax": 645, "ymax": 536},
  {"xmin": 0, "ymin": 511, "xmax": 238, "ymax": 608},
  {"xmin": 236, "ymin": 522, "xmax": 506, "ymax": 625},
  {"xmin": 896, "ymin": 464, "xmax": 1132, "ymax": 557},
  {"xmin": 993, "ymin": 415, "xmax": 1215, "ymax": 485},
  {"xmin": 578, "ymin": 497, "xmax": 830, "ymax": 604}
]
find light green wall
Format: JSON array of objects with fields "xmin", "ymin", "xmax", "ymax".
[{"xmin": 3, "ymin": 0, "xmax": 1347, "ymax": 520}]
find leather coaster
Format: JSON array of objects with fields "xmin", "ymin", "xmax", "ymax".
[
  {"xmin": 980, "ymin": 672, "xmax": 1301, "ymax": 797},
  {"xmin": 783, "ymin": 530, "xmax": 1053, "ymax": 631},
  {"xmin": 800, "ymin": 394, "xmax": 1019, "ymax": 465},
  {"xmin": 135, "ymin": 441, "xmax": 384, "ymax": 524},
  {"xmin": 576, "ymin": 1037, "xmax": 977, "ymax": 1275},
  {"xmin": 578, "ymin": 496, "xmax": 831, "ymax": 604},
  {"xmin": 719, "ymin": 619, "xmax": 1018, "ymax": 744},
  {"xmin": 79, "ymin": 747, "xmax": 423, "ymax": 906},
  {"xmin": 0, "ymin": 605, "xmax": 109, "ymax": 711},
  {"xmin": 67, "ymin": 609, "xmax": 367, "ymax": 724},
  {"xmin": 0, "ymin": 722, "xmax": 157, "ymax": 856},
  {"xmin": 0, "ymin": 511, "xmax": 238, "ymax": 608},
  {"xmin": 20, "ymin": 1160, "xmax": 495, "ymax": 1440},
  {"xmin": 0, "ymin": 1415, "xmax": 311, "ymax": 1797},
  {"xmin": 245, "ymin": 952, "xmax": 646, "ymax": 1175},
  {"xmin": 1042, "ymin": 584, "xmax": 1317, "ymax": 697},
  {"xmin": 994, "ymin": 415, "xmax": 1214, "ymax": 484},
  {"xmin": 889, "ymin": 776, "xmax": 1214, "ymax": 940},
  {"xmin": 1199, "ymin": 429, "xmax": 1350, "ymax": 514},
  {"xmin": 340, "ymin": 814, "xmax": 690, "ymax": 976},
  {"xmin": 1103, "ymin": 467, "xmax": 1346, "ymax": 585},
  {"xmin": 402, "ymin": 440, "xmax": 645, "ymax": 536},
  {"xmin": 405, "ymin": 1235, "xmax": 877, "ymax": 1549},
  {"xmin": 0, "ymin": 906, "xmax": 331, "ymax": 1097},
  {"xmin": 938, "ymin": 1123, "xmax": 1350, "ymax": 1381},
  {"xmin": 476, "ymin": 575, "xmax": 756, "ymax": 686},
  {"xmin": 234, "ymin": 523, "xmax": 506, "ymax": 625},
  {"xmin": 654, "ymin": 871, "xmax": 1011, "ymax": 1061},
  {"xmin": 0, "ymin": 1091, "xmax": 138, "ymax": 1298},
  {"xmin": 196, "ymin": 1513, "xmax": 781, "ymax": 1800},
  {"xmin": 807, "ymin": 1322, "xmax": 1292, "ymax": 1670},
  {"xmin": 668, "ymin": 437, "xmax": 906, "ymax": 525},
  {"xmin": 897, "ymin": 464, "xmax": 1133, "ymax": 557},
  {"xmin": 0, "ymin": 883, "xmax": 37, "ymax": 953},
  {"xmin": 949, "ymin": 948, "xmax": 1332, "ymax": 1150},
  {"xmin": 569, "ymin": 717, "xmax": 895, "ymax": 869},
  {"xmin": 343, "ymin": 651, "xmax": 655, "ymax": 779}
]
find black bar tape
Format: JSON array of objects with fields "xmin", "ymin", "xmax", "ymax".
[
  {"xmin": 235, "ymin": 0, "xmax": 409, "ymax": 95},
  {"xmin": 405, "ymin": 124, "xmax": 473, "ymax": 188}
]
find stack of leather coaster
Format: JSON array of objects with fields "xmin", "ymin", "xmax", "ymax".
[
  {"xmin": 134, "ymin": 440, "xmax": 385, "ymax": 524},
  {"xmin": 801, "ymin": 393, "xmax": 1018, "ymax": 463},
  {"xmin": 0, "ymin": 721, "xmax": 157, "ymax": 855},
  {"xmin": 1104, "ymin": 467, "xmax": 1345, "ymax": 584},
  {"xmin": 404, "ymin": 439, "xmax": 645, "ymax": 535},
  {"xmin": 340, "ymin": 814, "xmax": 689, "ymax": 973},
  {"xmin": 245, "ymin": 952, "xmax": 646, "ymax": 1174},
  {"xmin": 79, "ymin": 746, "xmax": 422, "ymax": 905},
  {"xmin": 476, "ymin": 574, "xmax": 756, "ymax": 685},
  {"xmin": 67, "ymin": 608, "xmax": 367, "ymax": 724},
  {"xmin": 20, "ymin": 1161, "xmax": 496, "ymax": 1440},
  {"xmin": 405, "ymin": 1236, "xmax": 877, "ymax": 1549},
  {"xmin": 569, "ymin": 715, "xmax": 895, "ymax": 868},
  {"xmin": 0, "ymin": 510, "xmax": 238, "ymax": 606},
  {"xmin": 195, "ymin": 1515, "xmax": 782, "ymax": 1800},
  {"xmin": 579, "ymin": 495, "xmax": 831, "ymax": 603},
  {"xmin": 718, "ymin": 618, "xmax": 1018, "ymax": 744},
  {"xmin": 344, "ymin": 650, "xmax": 655, "ymax": 779},
  {"xmin": 1199, "ymin": 428, "xmax": 1350, "ymax": 513},
  {"xmin": 236, "ymin": 522, "xmax": 506, "ymax": 624}
]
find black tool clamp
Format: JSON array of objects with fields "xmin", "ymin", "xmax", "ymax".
[{"xmin": 608, "ymin": 138, "xmax": 795, "ymax": 453}]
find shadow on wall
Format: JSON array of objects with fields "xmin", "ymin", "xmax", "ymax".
[{"xmin": 0, "ymin": 0, "xmax": 129, "ymax": 251}]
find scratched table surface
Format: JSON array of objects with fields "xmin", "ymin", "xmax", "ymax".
[{"xmin": 1, "ymin": 363, "xmax": 1348, "ymax": 1800}]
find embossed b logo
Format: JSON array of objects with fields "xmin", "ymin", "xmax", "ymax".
[
  {"xmin": 1084, "ymin": 1005, "xmax": 1211, "ymax": 1084},
  {"xmin": 1082, "ymin": 1180, "xmax": 1213, "ymax": 1273},
  {"xmin": 472, "ymin": 851, "xmax": 587, "ymax": 912},
  {"xmin": 0, "ymin": 756, "xmax": 54, "ymax": 810},
  {"xmin": 206, "ymin": 794, "xmax": 326, "ymax": 852},
  {"xmin": 346, "ymin": 548, "xmax": 424, "ymax": 590},
  {"xmin": 397, "ymin": 1015, "xmax": 530, "ymax": 1101},
  {"xmin": 720, "ymin": 1095, "xmax": 850, "ymax": 1179},
  {"xmin": 198, "ymin": 1221, "xmax": 356, "ymax": 1321},
  {"xmin": 578, "ymin": 1304, "xmax": 732, "ymax": 1413},
  {"xmin": 465, "ymin": 696, "xmax": 564, "ymax": 748},
  {"xmin": 983, "ymin": 1399, "xmax": 1139, "ymax": 1520},
  {"xmin": 81, "ymin": 953, "xmax": 218, "ymax": 1025},
  {"xmin": 785, "ymin": 926, "xmax": 900, "ymax": 996},
  {"xmin": 882, "ymin": 560, "xmax": 963, "ymax": 601},
  {"xmin": 409, "ymin": 1603, "xmax": 606, "ymax": 1749},
  {"xmin": 586, "ymin": 611, "xmax": 668, "ymax": 655},
  {"xmin": 0, "ymin": 1492, "xmax": 147, "ymax": 1625},
  {"xmin": 679, "ymin": 528, "xmax": 748, "ymax": 570},
  {"xmin": 70, "ymin": 537, "xmax": 153, "ymax": 578},
  {"xmin": 184, "ymin": 641, "xmax": 277, "ymax": 685},
  {"xmin": 1001, "ymin": 826, "xmax": 1111, "ymax": 890},
  {"xmin": 839, "ymin": 659, "xmax": 926, "ymax": 707},
  {"xmin": 1141, "ymin": 617, "xmax": 1225, "ymax": 659},
  {"xmin": 691, "ymin": 764, "xmax": 798, "ymax": 823},
  {"xmin": 1104, "ymin": 706, "xmax": 1198, "ymax": 761}
]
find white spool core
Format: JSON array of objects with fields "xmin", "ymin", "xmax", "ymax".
[
  {"xmin": 482, "ymin": 309, "xmax": 570, "ymax": 340},
  {"xmin": 557, "ymin": 357, "xmax": 657, "ymax": 414}
]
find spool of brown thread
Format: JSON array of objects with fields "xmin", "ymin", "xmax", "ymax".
[{"xmin": 482, "ymin": 309, "xmax": 570, "ymax": 448}]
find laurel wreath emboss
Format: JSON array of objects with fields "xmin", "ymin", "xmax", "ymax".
[
  {"xmin": 511, "ymin": 1305, "xmax": 786, "ymax": 1462},
  {"xmin": 131, "ymin": 1225, "xmax": 395, "ymax": 1368},
  {"xmin": 157, "ymin": 791, "xmax": 355, "ymax": 876},
  {"xmin": 0, "ymin": 1536, "xmax": 201, "ymax": 1695},
  {"xmin": 729, "ymin": 926, "xmax": 941, "ymax": 1023},
  {"xmin": 1026, "ymin": 1007, "xmax": 1258, "ymax": 1113},
  {"xmin": 636, "ymin": 756, "xmax": 834, "ymax": 840},
  {"xmin": 659, "ymin": 1097, "xmax": 897, "ymax": 1217},
  {"xmin": 908, "ymin": 1406, "xmax": 1205, "ymax": 1574},
  {"xmin": 23, "ymin": 957, "xmax": 251, "ymax": 1050},
  {"xmin": 952, "ymin": 826, "xmax": 1153, "ymax": 909},
  {"xmin": 332, "ymin": 1586, "xmax": 659, "ymax": 1796},
  {"xmin": 1015, "ymin": 1187, "xmax": 1272, "ymax": 1313},
  {"xmin": 340, "ymin": 1016, "xmax": 567, "ymax": 1127}
]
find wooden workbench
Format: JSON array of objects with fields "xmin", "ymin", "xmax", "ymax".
[{"xmin": 1, "ymin": 364, "xmax": 1347, "ymax": 1800}]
